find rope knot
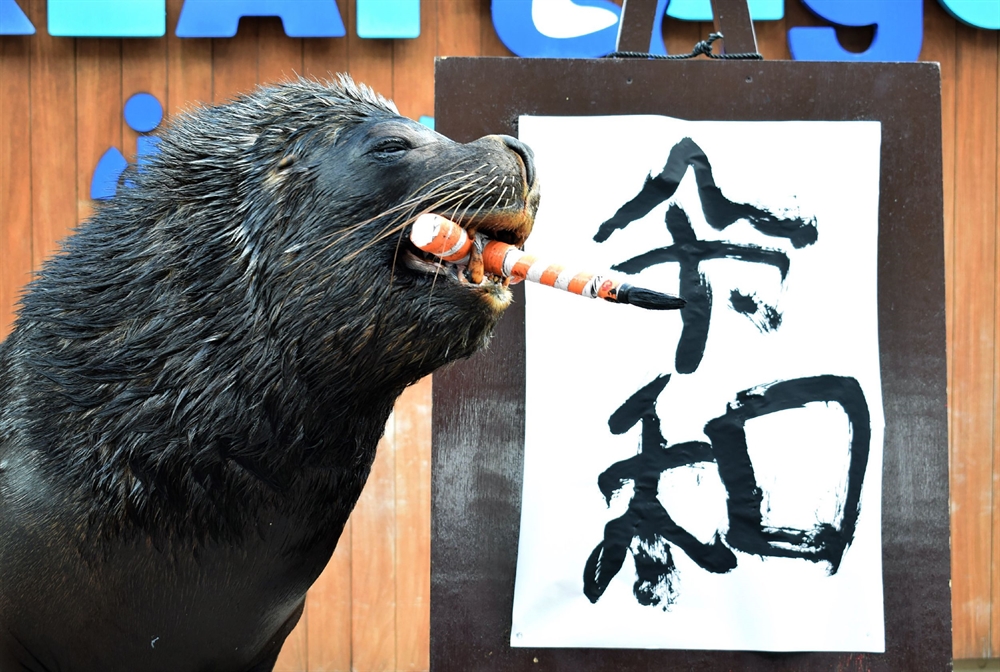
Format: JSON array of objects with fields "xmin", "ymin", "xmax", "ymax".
[
  {"xmin": 603, "ymin": 31, "xmax": 763, "ymax": 61},
  {"xmin": 691, "ymin": 32, "xmax": 723, "ymax": 57}
]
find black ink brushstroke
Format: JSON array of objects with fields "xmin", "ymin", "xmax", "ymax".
[
  {"xmin": 632, "ymin": 536, "xmax": 679, "ymax": 609},
  {"xmin": 584, "ymin": 375, "xmax": 737, "ymax": 607},
  {"xmin": 729, "ymin": 289, "xmax": 758, "ymax": 315},
  {"xmin": 594, "ymin": 137, "xmax": 818, "ymax": 248},
  {"xmin": 761, "ymin": 305, "xmax": 781, "ymax": 331},
  {"xmin": 729, "ymin": 289, "xmax": 782, "ymax": 332},
  {"xmin": 607, "ymin": 373, "xmax": 672, "ymax": 436},
  {"xmin": 613, "ymin": 205, "xmax": 789, "ymax": 373},
  {"xmin": 703, "ymin": 375, "xmax": 871, "ymax": 574}
]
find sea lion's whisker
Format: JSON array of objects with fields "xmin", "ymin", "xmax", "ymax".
[
  {"xmin": 299, "ymin": 170, "xmax": 470, "ymax": 249},
  {"xmin": 313, "ymin": 152, "xmax": 526, "ymax": 276},
  {"xmin": 315, "ymin": 172, "xmax": 468, "ymax": 239},
  {"xmin": 332, "ymin": 183, "xmax": 486, "ymax": 269},
  {"xmin": 459, "ymin": 190, "xmax": 494, "ymax": 241},
  {"xmin": 491, "ymin": 186, "xmax": 508, "ymax": 212},
  {"xmin": 424, "ymin": 191, "xmax": 475, "ymax": 309},
  {"xmin": 298, "ymin": 173, "xmax": 487, "ymax": 268},
  {"xmin": 364, "ymin": 181, "xmax": 485, "ymax": 248}
]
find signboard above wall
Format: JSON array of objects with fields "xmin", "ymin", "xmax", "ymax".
[
  {"xmin": 0, "ymin": 0, "xmax": 997, "ymax": 53},
  {"xmin": 0, "ymin": 0, "xmax": 422, "ymax": 38}
]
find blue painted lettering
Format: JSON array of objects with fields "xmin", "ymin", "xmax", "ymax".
[
  {"xmin": 938, "ymin": 0, "xmax": 999, "ymax": 30},
  {"xmin": 0, "ymin": 0, "xmax": 34, "ymax": 34},
  {"xmin": 788, "ymin": 0, "xmax": 923, "ymax": 61},
  {"xmin": 666, "ymin": 0, "xmax": 783, "ymax": 22},
  {"xmin": 92, "ymin": 94, "xmax": 164, "ymax": 200},
  {"xmin": 357, "ymin": 0, "xmax": 419, "ymax": 38},
  {"xmin": 491, "ymin": 0, "xmax": 667, "ymax": 58},
  {"xmin": 175, "ymin": 0, "xmax": 345, "ymax": 38},
  {"xmin": 48, "ymin": 0, "xmax": 165, "ymax": 37}
]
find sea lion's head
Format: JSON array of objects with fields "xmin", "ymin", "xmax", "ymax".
[{"xmin": 55, "ymin": 77, "xmax": 539, "ymax": 409}]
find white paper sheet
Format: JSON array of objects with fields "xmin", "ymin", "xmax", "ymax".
[{"xmin": 511, "ymin": 115, "xmax": 885, "ymax": 652}]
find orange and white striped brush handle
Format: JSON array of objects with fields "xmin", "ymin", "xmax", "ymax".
[
  {"xmin": 480, "ymin": 243, "xmax": 615, "ymax": 299},
  {"xmin": 408, "ymin": 213, "xmax": 474, "ymax": 264},
  {"xmin": 409, "ymin": 213, "xmax": 685, "ymax": 310}
]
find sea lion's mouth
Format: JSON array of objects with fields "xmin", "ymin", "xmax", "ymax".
[
  {"xmin": 402, "ymin": 210, "xmax": 529, "ymax": 311},
  {"xmin": 402, "ymin": 240, "xmax": 507, "ymax": 287},
  {"xmin": 402, "ymin": 249, "xmax": 502, "ymax": 285},
  {"xmin": 402, "ymin": 246, "xmax": 512, "ymax": 312}
]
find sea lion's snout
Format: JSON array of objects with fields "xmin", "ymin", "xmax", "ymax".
[
  {"xmin": 463, "ymin": 134, "xmax": 539, "ymax": 248},
  {"xmin": 497, "ymin": 135, "xmax": 537, "ymax": 192},
  {"xmin": 389, "ymin": 128, "xmax": 540, "ymax": 315}
]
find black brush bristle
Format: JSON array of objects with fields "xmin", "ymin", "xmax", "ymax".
[{"xmin": 616, "ymin": 284, "xmax": 686, "ymax": 310}]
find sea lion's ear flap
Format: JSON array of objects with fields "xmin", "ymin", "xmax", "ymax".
[{"xmin": 277, "ymin": 155, "xmax": 297, "ymax": 171}]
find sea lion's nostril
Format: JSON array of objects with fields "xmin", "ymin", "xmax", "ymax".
[{"xmin": 499, "ymin": 135, "xmax": 536, "ymax": 189}]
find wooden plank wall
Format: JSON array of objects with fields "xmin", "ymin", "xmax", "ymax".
[{"xmin": 0, "ymin": 0, "xmax": 997, "ymax": 667}]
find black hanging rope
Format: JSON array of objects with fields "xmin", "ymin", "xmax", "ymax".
[{"xmin": 605, "ymin": 32, "xmax": 763, "ymax": 60}]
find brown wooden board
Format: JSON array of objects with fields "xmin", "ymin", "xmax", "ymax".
[
  {"xmin": 432, "ymin": 56, "xmax": 949, "ymax": 671},
  {"xmin": 0, "ymin": 32, "xmax": 33, "ymax": 340}
]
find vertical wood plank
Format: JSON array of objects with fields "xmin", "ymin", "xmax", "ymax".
[
  {"xmin": 346, "ymin": 0, "xmax": 393, "ymax": 94},
  {"xmin": 753, "ymin": 16, "xmax": 790, "ymax": 60},
  {"xmin": 122, "ymin": 36, "xmax": 167, "ymax": 161},
  {"xmin": 306, "ymin": 525, "xmax": 353, "ymax": 671},
  {"xmin": 302, "ymin": 31, "xmax": 348, "ymax": 82},
  {"xmin": 257, "ymin": 17, "xmax": 303, "ymax": 86},
  {"xmin": 28, "ymin": 0, "xmax": 76, "ymax": 269},
  {"xmin": 437, "ymin": 0, "xmax": 480, "ymax": 57},
  {"xmin": 950, "ymin": 22, "xmax": 998, "ymax": 660},
  {"xmin": 479, "ymin": 0, "xmax": 510, "ymax": 57},
  {"xmin": 213, "ymin": 17, "xmax": 258, "ymax": 104},
  {"xmin": 394, "ymin": 378, "xmax": 432, "ymax": 671},
  {"xmin": 351, "ymin": 420, "xmax": 397, "ymax": 672},
  {"xmin": 992, "ymin": 28, "xmax": 1000, "ymax": 659},
  {"xmin": 392, "ymin": 0, "xmax": 436, "ymax": 121},
  {"xmin": 166, "ymin": 0, "xmax": 212, "ymax": 115},
  {"xmin": 663, "ymin": 17, "xmax": 701, "ymax": 57},
  {"xmin": 74, "ymin": 39, "xmax": 120, "ymax": 225},
  {"xmin": 0, "ymin": 33, "xmax": 33, "ymax": 338}
]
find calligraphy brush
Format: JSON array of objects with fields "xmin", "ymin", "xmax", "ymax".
[{"xmin": 409, "ymin": 214, "xmax": 686, "ymax": 310}]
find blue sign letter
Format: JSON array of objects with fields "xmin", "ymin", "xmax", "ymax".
[
  {"xmin": 0, "ymin": 0, "xmax": 34, "ymax": 34},
  {"xmin": 666, "ymin": 0, "xmax": 783, "ymax": 21},
  {"xmin": 938, "ymin": 0, "xmax": 999, "ymax": 30},
  {"xmin": 357, "ymin": 0, "xmax": 419, "ymax": 38},
  {"xmin": 92, "ymin": 93, "xmax": 164, "ymax": 200},
  {"xmin": 492, "ymin": 0, "xmax": 668, "ymax": 58},
  {"xmin": 49, "ymin": 0, "xmax": 165, "ymax": 37},
  {"xmin": 176, "ymin": 0, "xmax": 345, "ymax": 38},
  {"xmin": 788, "ymin": 0, "xmax": 922, "ymax": 61}
]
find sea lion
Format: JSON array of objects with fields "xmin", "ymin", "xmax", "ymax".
[{"xmin": 0, "ymin": 77, "xmax": 538, "ymax": 672}]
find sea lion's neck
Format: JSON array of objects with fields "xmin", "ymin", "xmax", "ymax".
[{"xmin": 2, "ymin": 320, "xmax": 407, "ymax": 548}]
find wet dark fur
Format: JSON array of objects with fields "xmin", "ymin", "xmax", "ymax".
[{"xmin": 0, "ymin": 77, "xmax": 537, "ymax": 672}]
